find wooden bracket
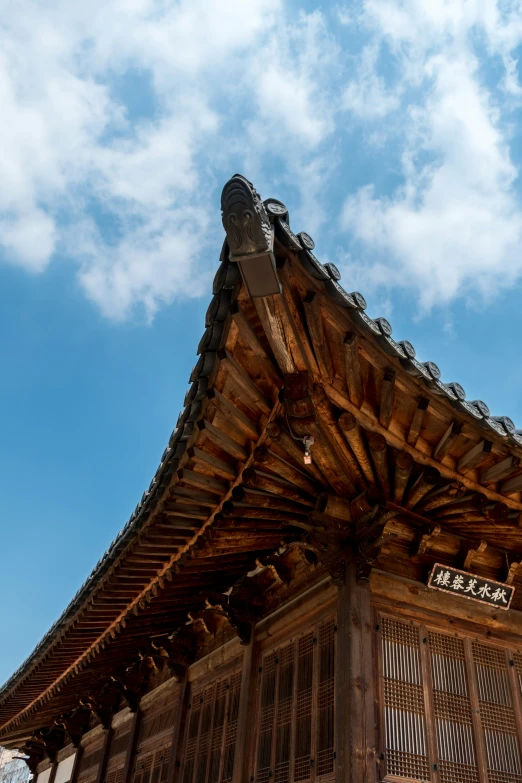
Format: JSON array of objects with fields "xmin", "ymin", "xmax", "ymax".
[
  {"xmin": 411, "ymin": 525, "xmax": 442, "ymax": 563},
  {"xmin": 458, "ymin": 539, "xmax": 487, "ymax": 571},
  {"xmin": 60, "ymin": 705, "xmax": 92, "ymax": 748},
  {"xmin": 35, "ymin": 725, "xmax": 65, "ymax": 764},
  {"xmin": 20, "ymin": 736, "xmax": 46, "ymax": 773},
  {"xmin": 503, "ymin": 554, "xmax": 522, "ymax": 586}
]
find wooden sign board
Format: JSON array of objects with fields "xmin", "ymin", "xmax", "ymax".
[{"xmin": 427, "ymin": 563, "xmax": 514, "ymax": 610}]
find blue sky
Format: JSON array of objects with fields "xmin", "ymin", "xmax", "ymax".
[{"xmin": 3, "ymin": 0, "xmax": 522, "ymax": 686}]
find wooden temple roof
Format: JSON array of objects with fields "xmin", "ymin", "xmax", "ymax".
[{"xmin": 3, "ymin": 173, "xmax": 522, "ymax": 748}]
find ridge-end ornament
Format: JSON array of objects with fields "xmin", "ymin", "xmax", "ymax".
[{"xmin": 221, "ymin": 174, "xmax": 280, "ymax": 298}]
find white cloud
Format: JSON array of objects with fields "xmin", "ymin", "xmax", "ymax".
[
  {"xmin": 340, "ymin": 0, "xmax": 522, "ymax": 311},
  {"xmin": 343, "ymin": 44, "xmax": 400, "ymax": 119},
  {"xmin": 0, "ymin": 0, "xmax": 346, "ymax": 319},
  {"xmin": 4, "ymin": 0, "xmax": 522, "ymax": 318}
]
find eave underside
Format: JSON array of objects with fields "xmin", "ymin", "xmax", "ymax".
[{"xmin": 4, "ymin": 179, "xmax": 522, "ymax": 746}]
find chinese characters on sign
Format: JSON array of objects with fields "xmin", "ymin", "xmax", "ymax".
[{"xmin": 428, "ymin": 564, "xmax": 514, "ymax": 610}]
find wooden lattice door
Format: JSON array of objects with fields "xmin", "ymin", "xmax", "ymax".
[
  {"xmin": 254, "ymin": 616, "xmax": 336, "ymax": 783},
  {"xmin": 428, "ymin": 631, "xmax": 479, "ymax": 783},
  {"xmin": 474, "ymin": 642, "xmax": 522, "ymax": 783},
  {"xmin": 180, "ymin": 664, "xmax": 242, "ymax": 783},
  {"xmin": 377, "ymin": 612, "xmax": 522, "ymax": 783}
]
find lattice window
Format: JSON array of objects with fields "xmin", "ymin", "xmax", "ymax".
[
  {"xmin": 132, "ymin": 698, "xmax": 179, "ymax": 783},
  {"xmin": 179, "ymin": 664, "xmax": 243, "ymax": 783},
  {"xmin": 473, "ymin": 642, "xmax": 522, "ymax": 783},
  {"xmin": 381, "ymin": 616, "xmax": 430, "ymax": 782},
  {"xmin": 77, "ymin": 739, "xmax": 105, "ymax": 783},
  {"xmin": 253, "ymin": 616, "xmax": 336, "ymax": 783},
  {"xmin": 378, "ymin": 615, "xmax": 522, "ymax": 783},
  {"xmin": 105, "ymin": 723, "xmax": 132, "ymax": 783},
  {"xmin": 429, "ymin": 631, "xmax": 478, "ymax": 783}
]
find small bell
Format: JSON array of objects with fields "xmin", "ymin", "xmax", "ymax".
[{"xmin": 303, "ymin": 435, "xmax": 315, "ymax": 465}]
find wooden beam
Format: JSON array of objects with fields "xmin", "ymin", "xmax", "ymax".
[
  {"xmin": 231, "ymin": 306, "xmax": 283, "ymax": 388},
  {"xmin": 187, "ymin": 447, "xmax": 236, "ymax": 480},
  {"xmin": 176, "ymin": 469, "xmax": 228, "ymax": 495},
  {"xmin": 316, "ymin": 494, "xmax": 351, "ymax": 522},
  {"xmin": 433, "ymin": 421, "xmax": 462, "ymax": 461},
  {"xmin": 393, "ymin": 451, "xmax": 413, "ymax": 504},
  {"xmin": 351, "ymin": 487, "xmax": 385, "ymax": 524},
  {"xmin": 242, "ymin": 468, "xmax": 314, "ymax": 506},
  {"xmin": 197, "ymin": 420, "xmax": 249, "ymax": 461},
  {"xmin": 338, "ymin": 412, "xmax": 375, "ymax": 485},
  {"xmin": 406, "ymin": 397, "xmax": 429, "ymax": 446},
  {"xmin": 209, "ymin": 388, "xmax": 259, "ymax": 440},
  {"xmin": 481, "ymin": 455, "xmax": 520, "ymax": 484},
  {"xmin": 379, "ymin": 369, "xmax": 395, "ymax": 430},
  {"xmin": 253, "ymin": 447, "xmax": 318, "ymax": 495},
  {"xmin": 500, "ymin": 472, "xmax": 522, "ymax": 495},
  {"xmin": 325, "ymin": 380, "xmax": 522, "ymax": 510},
  {"xmin": 303, "ymin": 292, "xmax": 333, "ymax": 380},
  {"xmin": 344, "ymin": 332, "xmax": 363, "ymax": 408},
  {"xmin": 312, "ymin": 385, "xmax": 366, "ymax": 490},
  {"xmin": 458, "ymin": 440, "xmax": 493, "ymax": 472},
  {"xmin": 405, "ymin": 467, "xmax": 441, "ymax": 509},
  {"xmin": 367, "ymin": 433, "xmax": 390, "ymax": 499},
  {"xmin": 218, "ymin": 350, "xmax": 272, "ymax": 415},
  {"xmin": 254, "ymin": 295, "xmax": 296, "ymax": 375}
]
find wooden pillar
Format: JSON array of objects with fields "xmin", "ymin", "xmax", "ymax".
[
  {"xmin": 232, "ymin": 628, "xmax": 255, "ymax": 783},
  {"xmin": 336, "ymin": 558, "xmax": 377, "ymax": 783},
  {"xmin": 68, "ymin": 747, "xmax": 83, "ymax": 783},
  {"xmin": 95, "ymin": 728, "xmax": 113, "ymax": 783},
  {"xmin": 166, "ymin": 678, "xmax": 190, "ymax": 783},
  {"xmin": 122, "ymin": 709, "xmax": 141, "ymax": 783},
  {"xmin": 48, "ymin": 762, "xmax": 58, "ymax": 783}
]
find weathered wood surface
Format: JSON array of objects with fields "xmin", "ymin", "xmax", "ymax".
[{"xmin": 336, "ymin": 559, "xmax": 377, "ymax": 783}]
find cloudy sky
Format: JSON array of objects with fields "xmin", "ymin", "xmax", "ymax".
[{"xmin": 3, "ymin": 0, "xmax": 522, "ymax": 684}]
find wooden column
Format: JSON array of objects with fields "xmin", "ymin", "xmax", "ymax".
[
  {"xmin": 47, "ymin": 762, "xmax": 58, "ymax": 783},
  {"xmin": 68, "ymin": 747, "xmax": 84, "ymax": 783},
  {"xmin": 232, "ymin": 628, "xmax": 255, "ymax": 783},
  {"xmin": 95, "ymin": 728, "xmax": 113, "ymax": 783},
  {"xmin": 166, "ymin": 678, "xmax": 190, "ymax": 783},
  {"xmin": 336, "ymin": 557, "xmax": 377, "ymax": 783},
  {"xmin": 463, "ymin": 637, "xmax": 488, "ymax": 783},
  {"xmin": 121, "ymin": 709, "xmax": 141, "ymax": 783}
]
